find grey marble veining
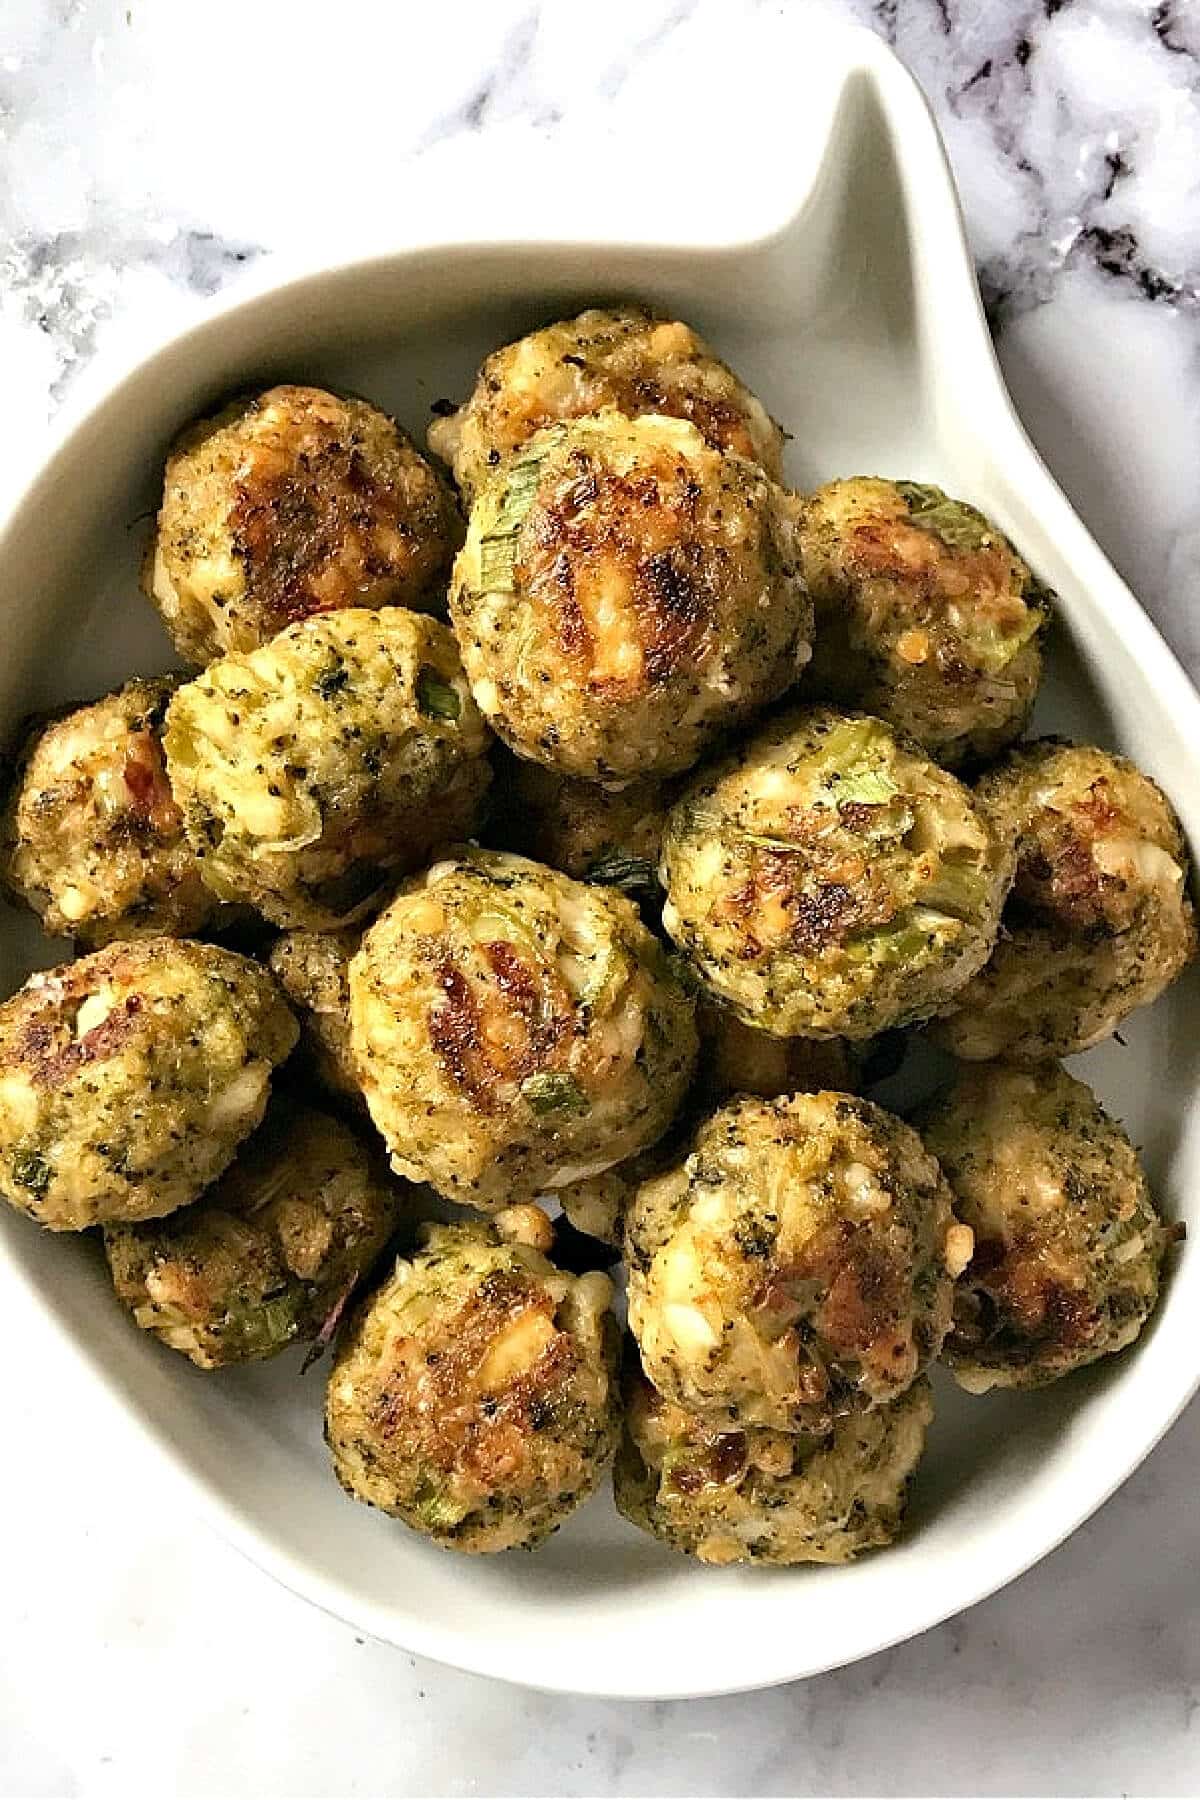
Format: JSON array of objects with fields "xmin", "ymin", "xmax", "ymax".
[
  {"xmin": 877, "ymin": 0, "xmax": 1200, "ymax": 315},
  {"xmin": 1, "ymin": 2, "xmax": 1199, "ymax": 1795}
]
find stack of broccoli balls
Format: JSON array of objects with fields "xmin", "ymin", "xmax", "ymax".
[{"xmin": 0, "ymin": 305, "xmax": 1191, "ymax": 1568}]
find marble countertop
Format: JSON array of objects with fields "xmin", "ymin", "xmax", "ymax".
[{"xmin": 2, "ymin": 2, "xmax": 1200, "ymax": 1795}]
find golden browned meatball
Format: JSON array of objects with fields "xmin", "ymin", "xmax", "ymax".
[
  {"xmin": 0, "ymin": 678, "xmax": 216, "ymax": 945},
  {"xmin": 449, "ymin": 412, "xmax": 812, "ymax": 784},
  {"xmin": 0, "ymin": 939, "xmax": 297, "ymax": 1230},
  {"xmin": 325, "ymin": 1220, "xmax": 620, "ymax": 1552},
  {"xmin": 163, "ymin": 607, "xmax": 491, "ymax": 929},
  {"xmin": 145, "ymin": 386, "xmax": 461, "ymax": 665},
  {"xmin": 932, "ymin": 740, "xmax": 1197, "ymax": 1061},
  {"xmin": 429, "ymin": 306, "xmax": 784, "ymax": 496},
  {"xmin": 625, "ymin": 1092, "xmax": 968, "ymax": 1433},
  {"xmin": 268, "ymin": 928, "xmax": 362, "ymax": 1105},
  {"xmin": 348, "ymin": 850, "xmax": 697, "ymax": 1208},
  {"xmin": 104, "ymin": 1100, "xmax": 402, "ymax": 1368},
  {"xmin": 496, "ymin": 757, "xmax": 673, "ymax": 899},
  {"xmin": 615, "ymin": 1353, "xmax": 933, "ymax": 1565},
  {"xmin": 917, "ymin": 1062, "xmax": 1175, "ymax": 1391},
  {"xmin": 799, "ymin": 478, "xmax": 1047, "ymax": 767},
  {"xmin": 661, "ymin": 709, "xmax": 1013, "ymax": 1039}
]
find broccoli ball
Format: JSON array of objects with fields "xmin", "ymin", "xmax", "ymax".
[
  {"xmin": 104, "ymin": 1100, "xmax": 401, "ymax": 1368},
  {"xmin": 932, "ymin": 740, "xmax": 1197, "ymax": 1062},
  {"xmin": 268, "ymin": 927, "xmax": 362, "ymax": 1105},
  {"xmin": 145, "ymin": 385, "xmax": 461, "ymax": 666},
  {"xmin": 625, "ymin": 1092, "xmax": 967, "ymax": 1433},
  {"xmin": 429, "ymin": 306, "xmax": 784, "ymax": 497},
  {"xmin": 325, "ymin": 1220, "xmax": 620, "ymax": 1551},
  {"xmin": 799, "ymin": 478, "xmax": 1046, "ymax": 767},
  {"xmin": 449, "ymin": 412, "xmax": 812, "ymax": 784},
  {"xmin": 919, "ymin": 1062, "xmax": 1173, "ymax": 1391},
  {"xmin": 349, "ymin": 850, "xmax": 697, "ymax": 1208},
  {"xmin": 615, "ymin": 1354, "xmax": 933, "ymax": 1565},
  {"xmin": 164, "ymin": 607, "xmax": 491, "ymax": 930},
  {"xmin": 497, "ymin": 758, "xmax": 672, "ymax": 900},
  {"xmin": 661, "ymin": 708, "xmax": 1012, "ymax": 1039},
  {"xmin": 0, "ymin": 938, "xmax": 297, "ymax": 1230},
  {"xmin": 0, "ymin": 678, "xmax": 216, "ymax": 946}
]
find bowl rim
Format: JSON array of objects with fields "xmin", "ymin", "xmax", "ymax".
[{"xmin": 2, "ymin": 17, "xmax": 1199, "ymax": 1700}]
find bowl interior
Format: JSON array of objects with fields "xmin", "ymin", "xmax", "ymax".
[{"xmin": 2, "ymin": 50, "xmax": 1199, "ymax": 1699}]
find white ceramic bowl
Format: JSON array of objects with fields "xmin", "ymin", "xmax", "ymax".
[{"xmin": 2, "ymin": 21, "xmax": 1198, "ymax": 1699}]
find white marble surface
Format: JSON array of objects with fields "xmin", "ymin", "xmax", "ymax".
[{"xmin": 2, "ymin": 1, "xmax": 1200, "ymax": 1794}]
